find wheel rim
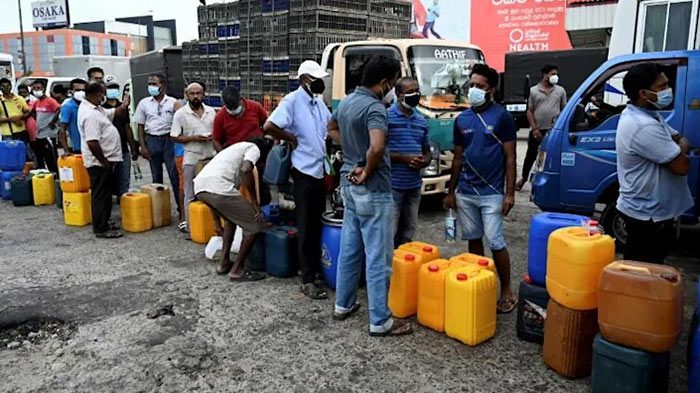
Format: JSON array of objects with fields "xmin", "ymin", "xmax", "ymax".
[{"xmin": 612, "ymin": 212, "xmax": 627, "ymax": 245}]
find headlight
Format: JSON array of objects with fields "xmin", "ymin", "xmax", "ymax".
[
  {"xmin": 422, "ymin": 141, "xmax": 441, "ymax": 177},
  {"xmin": 534, "ymin": 151, "xmax": 547, "ymax": 173}
]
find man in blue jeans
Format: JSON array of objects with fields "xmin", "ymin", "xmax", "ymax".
[
  {"xmin": 443, "ymin": 64, "xmax": 518, "ymax": 314},
  {"xmin": 328, "ymin": 56, "xmax": 413, "ymax": 337},
  {"xmin": 388, "ymin": 77, "xmax": 430, "ymax": 246}
]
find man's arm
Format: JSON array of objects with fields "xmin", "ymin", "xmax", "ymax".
[
  {"xmin": 502, "ymin": 140, "xmax": 516, "ymax": 216},
  {"xmin": 58, "ymin": 123, "xmax": 71, "ymax": 153},
  {"xmin": 263, "ymin": 121, "xmax": 297, "ymax": 147},
  {"xmin": 138, "ymin": 124, "xmax": 151, "ymax": 159},
  {"xmin": 560, "ymin": 89, "xmax": 568, "ymax": 110},
  {"xmin": 527, "ymin": 94, "xmax": 538, "ymax": 131},
  {"xmin": 353, "ymin": 128, "xmax": 386, "ymax": 184},
  {"xmin": 87, "ymin": 140, "xmax": 110, "ymax": 168},
  {"xmin": 327, "ymin": 118, "xmax": 342, "ymax": 146},
  {"xmin": 125, "ymin": 122, "xmax": 139, "ymax": 160},
  {"xmin": 212, "ymin": 110, "xmax": 225, "ymax": 152}
]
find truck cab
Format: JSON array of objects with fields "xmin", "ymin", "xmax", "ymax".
[{"xmin": 320, "ymin": 39, "xmax": 485, "ymax": 195}]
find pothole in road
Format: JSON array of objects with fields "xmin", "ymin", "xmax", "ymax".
[{"xmin": 0, "ymin": 318, "xmax": 75, "ymax": 350}]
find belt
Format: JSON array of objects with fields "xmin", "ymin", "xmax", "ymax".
[{"xmin": 147, "ymin": 133, "xmax": 171, "ymax": 138}]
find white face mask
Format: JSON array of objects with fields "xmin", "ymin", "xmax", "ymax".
[
  {"xmin": 33, "ymin": 90, "xmax": 44, "ymax": 98},
  {"xmin": 382, "ymin": 87, "xmax": 396, "ymax": 105},
  {"xmin": 549, "ymin": 75, "xmax": 559, "ymax": 85},
  {"xmin": 73, "ymin": 91, "xmax": 86, "ymax": 101},
  {"xmin": 468, "ymin": 87, "xmax": 487, "ymax": 107}
]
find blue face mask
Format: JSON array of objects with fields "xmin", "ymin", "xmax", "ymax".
[
  {"xmin": 651, "ymin": 88, "xmax": 673, "ymax": 110},
  {"xmin": 468, "ymin": 87, "xmax": 487, "ymax": 107},
  {"xmin": 106, "ymin": 88, "xmax": 120, "ymax": 100},
  {"xmin": 148, "ymin": 85, "xmax": 160, "ymax": 97}
]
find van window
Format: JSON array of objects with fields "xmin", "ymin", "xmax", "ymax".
[
  {"xmin": 343, "ymin": 46, "xmax": 401, "ymax": 95},
  {"xmin": 641, "ymin": 1, "xmax": 694, "ymax": 52}
]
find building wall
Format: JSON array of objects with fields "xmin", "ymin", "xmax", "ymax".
[{"xmin": 0, "ymin": 29, "xmax": 132, "ymax": 77}]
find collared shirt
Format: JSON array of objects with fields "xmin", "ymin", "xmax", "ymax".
[
  {"xmin": 268, "ymin": 87, "xmax": 331, "ymax": 179},
  {"xmin": 453, "ymin": 102, "xmax": 517, "ymax": 196},
  {"xmin": 0, "ymin": 94, "xmax": 29, "ymax": 136},
  {"xmin": 60, "ymin": 98, "xmax": 82, "ymax": 151},
  {"xmin": 212, "ymin": 99, "xmax": 268, "ymax": 148},
  {"xmin": 387, "ymin": 103, "xmax": 429, "ymax": 190},
  {"xmin": 78, "ymin": 100, "xmax": 123, "ymax": 168},
  {"xmin": 616, "ymin": 104, "xmax": 693, "ymax": 221},
  {"xmin": 134, "ymin": 95, "xmax": 177, "ymax": 136},
  {"xmin": 34, "ymin": 97, "xmax": 61, "ymax": 139},
  {"xmin": 170, "ymin": 103, "xmax": 217, "ymax": 166},
  {"xmin": 194, "ymin": 142, "xmax": 261, "ymax": 196},
  {"xmin": 528, "ymin": 83, "xmax": 567, "ymax": 130},
  {"xmin": 332, "ymin": 86, "xmax": 391, "ymax": 193}
]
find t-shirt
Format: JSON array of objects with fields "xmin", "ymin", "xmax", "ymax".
[
  {"xmin": 170, "ymin": 103, "xmax": 216, "ymax": 166},
  {"xmin": 332, "ymin": 87, "xmax": 391, "ymax": 193},
  {"xmin": 453, "ymin": 102, "xmax": 517, "ymax": 196},
  {"xmin": 78, "ymin": 100, "xmax": 123, "ymax": 168},
  {"xmin": 616, "ymin": 105, "xmax": 693, "ymax": 221},
  {"xmin": 212, "ymin": 99, "xmax": 267, "ymax": 148},
  {"xmin": 193, "ymin": 142, "xmax": 261, "ymax": 196},
  {"xmin": 0, "ymin": 95, "xmax": 29, "ymax": 136},
  {"xmin": 102, "ymin": 100, "xmax": 130, "ymax": 151},
  {"xmin": 34, "ymin": 97, "xmax": 61, "ymax": 139},
  {"xmin": 60, "ymin": 98, "xmax": 82, "ymax": 151},
  {"xmin": 528, "ymin": 83, "xmax": 567, "ymax": 130},
  {"xmin": 387, "ymin": 104, "xmax": 429, "ymax": 190},
  {"xmin": 426, "ymin": 3, "xmax": 440, "ymax": 22}
]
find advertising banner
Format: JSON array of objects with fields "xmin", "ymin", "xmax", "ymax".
[{"xmin": 31, "ymin": 0, "xmax": 70, "ymax": 29}]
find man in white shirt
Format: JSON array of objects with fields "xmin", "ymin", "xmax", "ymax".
[
  {"xmin": 171, "ymin": 82, "xmax": 216, "ymax": 237},
  {"xmin": 194, "ymin": 140, "xmax": 268, "ymax": 282},
  {"xmin": 135, "ymin": 74, "xmax": 181, "ymax": 215},
  {"xmin": 78, "ymin": 81, "xmax": 129, "ymax": 239}
]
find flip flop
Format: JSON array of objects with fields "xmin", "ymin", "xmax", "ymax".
[
  {"xmin": 300, "ymin": 283, "xmax": 328, "ymax": 300},
  {"xmin": 230, "ymin": 270, "xmax": 266, "ymax": 282},
  {"xmin": 333, "ymin": 302, "xmax": 361, "ymax": 321},
  {"xmin": 178, "ymin": 221, "xmax": 188, "ymax": 234},
  {"xmin": 108, "ymin": 220, "xmax": 120, "ymax": 230},
  {"xmin": 95, "ymin": 230, "xmax": 123, "ymax": 239},
  {"xmin": 497, "ymin": 297, "xmax": 518, "ymax": 314},
  {"xmin": 369, "ymin": 319, "xmax": 413, "ymax": 337}
]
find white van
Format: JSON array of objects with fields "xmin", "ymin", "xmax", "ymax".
[{"xmin": 15, "ymin": 76, "xmax": 75, "ymax": 100}]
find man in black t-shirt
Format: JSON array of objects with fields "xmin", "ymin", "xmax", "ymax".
[{"xmin": 103, "ymin": 75, "xmax": 138, "ymax": 197}]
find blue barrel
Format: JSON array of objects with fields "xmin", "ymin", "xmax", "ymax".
[
  {"xmin": 10, "ymin": 176, "xmax": 33, "ymax": 206},
  {"xmin": 689, "ymin": 281, "xmax": 700, "ymax": 393},
  {"xmin": 592, "ymin": 334, "xmax": 670, "ymax": 393},
  {"xmin": 1, "ymin": 171, "xmax": 21, "ymax": 200},
  {"xmin": 264, "ymin": 225, "xmax": 299, "ymax": 278},
  {"xmin": 321, "ymin": 211, "xmax": 342, "ymax": 289},
  {"xmin": 527, "ymin": 212, "xmax": 588, "ymax": 286},
  {"xmin": 0, "ymin": 141, "xmax": 26, "ymax": 171}
]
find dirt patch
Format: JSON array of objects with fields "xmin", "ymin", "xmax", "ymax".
[{"xmin": 0, "ymin": 317, "xmax": 75, "ymax": 350}]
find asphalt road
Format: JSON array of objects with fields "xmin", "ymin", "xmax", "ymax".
[{"xmin": 0, "ymin": 135, "xmax": 697, "ymax": 393}]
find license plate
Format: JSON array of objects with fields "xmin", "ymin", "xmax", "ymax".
[{"xmin": 506, "ymin": 104, "xmax": 526, "ymax": 112}]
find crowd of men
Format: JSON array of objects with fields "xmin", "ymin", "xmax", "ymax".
[{"xmin": 0, "ymin": 55, "xmax": 693, "ymax": 336}]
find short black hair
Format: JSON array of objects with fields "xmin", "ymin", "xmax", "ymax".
[
  {"xmin": 17, "ymin": 84, "xmax": 29, "ymax": 92},
  {"xmin": 470, "ymin": 63, "xmax": 499, "ymax": 89},
  {"xmin": 541, "ymin": 64, "xmax": 558, "ymax": 74},
  {"xmin": 87, "ymin": 67, "xmax": 104, "ymax": 79},
  {"xmin": 32, "ymin": 79, "xmax": 46, "ymax": 88},
  {"xmin": 52, "ymin": 84, "xmax": 67, "ymax": 95},
  {"xmin": 222, "ymin": 86, "xmax": 241, "ymax": 108},
  {"xmin": 361, "ymin": 56, "xmax": 401, "ymax": 88},
  {"xmin": 85, "ymin": 80, "xmax": 106, "ymax": 96},
  {"xmin": 623, "ymin": 63, "xmax": 664, "ymax": 102},
  {"xmin": 395, "ymin": 77, "xmax": 418, "ymax": 94},
  {"xmin": 149, "ymin": 73, "xmax": 166, "ymax": 85},
  {"xmin": 70, "ymin": 78, "xmax": 88, "ymax": 90},
  {"xmin": 0, "ymin": 77, "xmax": 11, "ymax": 85}
]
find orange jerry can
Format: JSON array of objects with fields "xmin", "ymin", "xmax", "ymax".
[
  {"xmin": 546, "ymin": 227, "xmax": 615, "ymax": 310},
  {"xmin": 444, "ymin": 267, "xmax": 498, "ymax": 346},
  {"xmin": 543, "ymin": 298, "xmax": 599, "ymax": 378},
  {"xmin": 417, "ymin": 259, "xmax": 454, "ymax": 332},
  {"xmin": 57, "ymin": 155, "xmax": 90, "ymax": 193},
  {"xmin": 398, "ymin": 241, "xmax": 441, "ymax": 263},
  {"xmin": 449, "ymin": 253, "xmax": 497, "ymax": 275},
  {"xmin": 388, "ymin": 249, "xmax": 424, "ymax": 318},
  {"xmin": 121, "ymin": 192, "xmax": 153, "ymax": 233},
  {"xmin": 598, "ymin": 261, "xmax": 683, "ymax": 353},
  {"xmin": 189, "ymin": 201, "xmax": 217, "ymax": 244}
]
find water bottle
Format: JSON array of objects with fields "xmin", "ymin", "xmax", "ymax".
[
  {"xmin": 445, "ymin": 208, "xmax": 457, "ymax": 243},
  {"xmin": 133, "ymin": 162, "xmax": 143, "ymax": 181}
]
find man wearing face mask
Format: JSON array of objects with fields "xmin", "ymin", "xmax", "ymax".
[
  {"xmin": 444, "ymin": 63, "xmax": 518, "ymax": 315},
  {"xmin": 0, "ymin": 78, "xmax": 32, "ymax": 144},
  {"xmin": 171, "ymin": 82, "xmax": 216, "ymax": 238},
  {"xmin": 213, "ymin": 86, "xmax": 268, "ymax": 152},
  {"xmin": 59, "ymin": 78, "xmax": 88, "ymax": 154},
  {"xmin": 387, "ymin": 77, "xmax": 430, "ymax": 247},
  {"xmin": 616, "ymin": 63, "xmax": 693, "ymax": 264},
  {"xmin": 517, "ymin": 64, "xmax": 567, "ymax": 191},
  {"xmin": 29, "ymin": 79, "xmax": 60, "ymax": 173},
  {"xmin": 328, "ymin": 56, "xmax": 413, "ymax": 336},
  {"xmin": 263, "ymin": 60, "xmax": 332, "ymax": 300},
  {"xmin": 103, "ymin": 75, "xmax": 138, "ymax": 197}
]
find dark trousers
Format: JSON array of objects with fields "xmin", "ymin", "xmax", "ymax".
[
  {"xmin": 146, "ymin": 134, "xmax": 181, "ymax": 213},
  {"xmin": 88, "ymin": 165, "xmax": 116, "ymax": 234},
  {"xmin": 422, "ymin": 22, "xmax": 442, "ymax": 39},
  {"xmin": 521, "ymin": 129, "xmax": 548, "ymax": 181},
  {"xmin": 292, "ymin": 168, "xmax": 326, "ymax": 284},
  {"xmin": 30, "ymin": 138, "xmax": 58, "ymax": 173},
  {"xmin": 620, "ymin": 210, "xmax": 675, "ymax": 264}
]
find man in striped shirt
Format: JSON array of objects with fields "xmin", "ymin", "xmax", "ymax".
[{"xmin": 388, "ymin": 77, "xmax": 430, "ymax": 247}]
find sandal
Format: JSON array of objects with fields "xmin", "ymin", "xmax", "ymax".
[
  {"xmin": 497, "ymin": 297, "xmax": 518, "ymax": 314},
  {"xmin": 300, "ymin": 283, "xmax": 328, "ymax": 300},
  {"xmin": 108, "ymin": 220, "xmax": 120, "ymax": 230},
  {"xmin": 333, "ymin": 302, "xmax": 361, "ymax": 321},
  {"xmin": 230, "ymin": 270, "xmax": 266, "ymax": 282},
  {"xmin": 178, "ymin": 221, "xmax": 188, "ymax": 234},
  {"xmin": 369, "ymin": 319, "xmax": 413, "ymax": 337},
  {"xmin": 216, "ymin": 261, "xmax": 234, "ymax": 275},
  {"xmin": 95, "ymin": 230, "xmax": 123, "ymax": 239}
]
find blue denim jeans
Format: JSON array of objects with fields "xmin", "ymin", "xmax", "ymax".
[
  {"xmin": 335, "ymin": 185, "xmax": 394, "ymax": 333},
  {"xmin": 146, "ymin": 135, "xmax": 181, "ymax": 212},
  {"xmin": 114, "ymin": 150, "xmax": 131, "ymax": 197},
  {"xmin": 392, "ymin": 187, "xmax": 421, "ymax": 247},
  {"xmin": 456, "ymin": 193, "xmax": 507, "ymax": 251}
]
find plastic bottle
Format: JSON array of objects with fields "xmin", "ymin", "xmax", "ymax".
[
  {"xmin": 583, "ymin": 219, "xmax": 602, "ymax": 235},
  {"xmin": 445, "ymin": 208, "xmax": 457, "ymax": 243},
  {"xmin": 133, "ymin": 162, "xmax": 143, "ymax": 181}
]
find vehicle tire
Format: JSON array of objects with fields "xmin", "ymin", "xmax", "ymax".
[{"xmin": 601, "ymin": 202, "xmax": 627, "ymax": 250}]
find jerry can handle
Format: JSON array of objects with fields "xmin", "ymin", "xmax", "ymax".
[{"xmin": 613, "ymin": 264, "xmax": 651, "ymax": 275}]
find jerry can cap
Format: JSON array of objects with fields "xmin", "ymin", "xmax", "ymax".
[
  {"xmin": 287, "ymin": 229, "xmax": 297, "ymax": 236},
  {"xmin": 523, "ymin": 274, "xmax": 533, "ymax": 284},
  {"xmin": 423, "ymin": 246, "xmax": 433, "ymax": 252},
  {"xmin": 405, "ymin": 254, "xmax": 415, "ymax": 261},
  {"xmin": 456, "ymin": 273, "xmax": 468, "ymax": 281},
  {"xmin": 478, "ymin": 259, "xmax": 489, "ymax": 266},
  {"xmin": 428, "ymin": 264, "xmax": 439, "ymax": 272}
]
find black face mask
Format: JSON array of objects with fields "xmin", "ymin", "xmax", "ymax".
[
  {"xmin": 309, "ymin": 78, "xmax": 325, "ymax": 95},
  {"xmin": 402, "ymin": 93, "xmax": 421, "ymax": 108}
]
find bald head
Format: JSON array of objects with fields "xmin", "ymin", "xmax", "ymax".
[{"xmin": 186, "ymin": 82, "xmax": 205, "ymax": 109}]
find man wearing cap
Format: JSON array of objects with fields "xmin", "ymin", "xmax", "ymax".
[
  {"xmin": 103, "ymin": 75, "xmax": 138, "ymax": 197},
  {"xmin": 263, "ymin": 60, "xmax": 332, "ymax": 300}
]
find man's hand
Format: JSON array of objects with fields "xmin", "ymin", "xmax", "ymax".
[
  {"xmin": 140, "ymin": 146, "xmax": 151, "ymax": 160},
  {"xmin": 409, "ymin": 156, "xmax": 429, "ymax": 170},
  {"xmin": 532, "ymin": 129, "xmax": 543, "ymax": 141},
  {"xmin": 348, "ymin": 167, "xmax": 367, "ymax": 185},
  {"xmin": 253, "ymin": 207, "xmax": 265, "ymax": 223},
  {"xmin": 286, "ymin": 133, "xmax": 298, "ymax": 149},
  {"xmin": 122, "ymin": 94, "xmax": 131, "ymax": 108},
  {"xmin": 677, "ymin": 136, "xmax": 691, "ymax": 155},
  {"xmin": 502, "ymin": 194, "xmax": 515, "ymax": 216},
  {"xmin": 443, "ymin": 193, "xmax": 456, "ymax": 210},
  {"xmin": 100, "ymin": 160, "xmax": 113, "ymax": 169},
  {"xmin": 193, "ymin": 135, "xmax": 211, "ymax": 142}
]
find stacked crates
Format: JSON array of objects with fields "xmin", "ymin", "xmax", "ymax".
[{"xmin": 368, "ymin": 0, "xmax": 411, "ymax": 38}]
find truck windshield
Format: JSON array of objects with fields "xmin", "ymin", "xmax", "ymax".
[
  {"xmin": 408, "ymin": 45, "xmax": 484, "ymax": 111},
  {"xmin": 0, "ymin": 60, "xmax": 13, "ymax": 80}
]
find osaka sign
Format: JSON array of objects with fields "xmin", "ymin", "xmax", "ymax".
[{"xmin": 31, "ymin": 0, "xmax": 70, "ymax": 29}]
